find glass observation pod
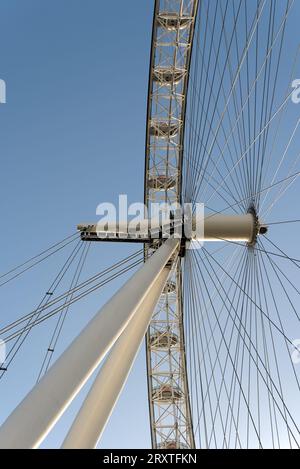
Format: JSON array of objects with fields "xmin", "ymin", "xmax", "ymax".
[
  {"xmin": 162, "ymin": 281, "xmax": 176, "ymax": 294},
  {"xmin": 152, "ymin": 385, "xmax": 183, "ymax": 403},
  {"xmin": 149, "ymin": 120, "xmax": 179, "ymax": 139},
  {"xmin": 157, "ymin": 12, "xmax": 193, "ymax": 31},
  {"xmin": 157, "ymin": 441, "xmax": 189, "ymax": 450},
  {"xmin": 147, "ymin": 175, "xmax": 177, "ymax": 190},
  {"xmin": 153, "ymin": 67, "xmax": 186, "ymax": 86},
  {"xmin": 149, "ymin": 331, "xmax": 179, "ymax": 349}
]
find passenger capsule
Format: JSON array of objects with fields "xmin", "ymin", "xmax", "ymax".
[
  {"xmin": 152, "ymin": 385, "xmax": 183, "ymax": 402},
  {"xmin": 163, "ymin": 281, "xmax": 176, "ymax": 294},
  {"xmin": 150, "ymin": 121, "xmax": 179, "ymax": 138},
  {"xmin": 150, "ymin": 332, "xmax": 179, "ymax": 349},
  {"xmin": 157, "ymin": 13, "xmax": 192, "ymax": 31},
  {"xmin": 148, "ymin": 175, "xmax": 176, "ymax": 190},
  {"xmin": 158, "ymin": 441, "xmax": 188, "ymax": 450},
  {"xmin": 153, "ymin": 67, "xmax": 185, "ymax": 85}
]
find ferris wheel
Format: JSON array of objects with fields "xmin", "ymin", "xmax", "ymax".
[{"xmin": 0, "ymin": 0, "xmax": 300, "ymax": 449}]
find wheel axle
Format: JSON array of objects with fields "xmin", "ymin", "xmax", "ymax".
[{"xmin": 78, "ymin": 212, "xmax": 267, "ymax": 246}]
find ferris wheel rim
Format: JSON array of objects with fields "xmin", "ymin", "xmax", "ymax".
[
  {"xmin": 144, "ymin": 0, "xmax": 300, "ymax": 450},
  {"xmin": 144, "ymin": 0, "xmax": 199, "ymax": 450}
]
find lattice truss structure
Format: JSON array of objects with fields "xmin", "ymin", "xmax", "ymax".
[{"xmin": 144, "ymin": 0, "xmax": 198, "ymax": 450}]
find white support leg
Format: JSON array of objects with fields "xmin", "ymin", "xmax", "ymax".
[
  {"xmin": 62, "ymin": 266, "xmax": 171, "ymax": 449},
  {"xmin": 0, "ymin": 239, "xmax": 179, "ymax": 449}
]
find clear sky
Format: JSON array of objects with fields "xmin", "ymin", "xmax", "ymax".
[
  {"xmin": 0, "ymin": 0, "xmax": 299, "ymax": 449},
  {"xmin": 0, "ymin": 0, "xmax": 155, "ymax": 448}
]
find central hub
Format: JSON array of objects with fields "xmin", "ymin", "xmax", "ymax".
[
  {"xmin": 77, "ymin": 211, "xmax": 268, "ymax": 248},
  {"xmin": 247, "ymin": 205, "xmax": 268, "ymax": 246}
]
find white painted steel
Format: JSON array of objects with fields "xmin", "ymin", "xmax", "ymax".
[
  {"xmin": 78, "ymin": 213, "xmax": 256, "ymax": 243},
  {"xmin": 0, "ymin": 239, "xmax": 179, "ymax": 449},
  {"xmin": 62, "ymin": 267, "xmax": 171, "ymax": 449},
  {"xmin": 200, "ymin": 214, "xmax": 256, "ymax": 242},
  {"xmin": 145, "ymin": 0, "xmax": 200, "ymax": 448}
]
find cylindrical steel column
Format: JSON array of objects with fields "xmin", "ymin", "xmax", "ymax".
[
  {"xmin": 0, "ymin": 239, "xmax": 179, "ymax": 449},
  {"xmin": 78, "ymin": 213, "xmax": 257, "ymax": 244},
  {"xmin": 62, "ymin": 266, "xmax": 171, "ymax": 449},
  {"xmin": 195, "ymin": 213, "xmax": 256, "ymax": 243}
]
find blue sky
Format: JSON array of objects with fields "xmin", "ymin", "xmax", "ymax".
[
  {"xmin": 0, "ymin": 0, "xmax": 300, "ymax": 449},
  {"xmin": 0, "ymin": 0, "xmax": 155, "ymax": 448}
]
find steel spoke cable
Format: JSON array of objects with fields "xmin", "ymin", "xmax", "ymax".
[
  {"xmin": 187, "ymin": 0, "xmax": 224, "ymax": 201},
  {"xmin": 191, "ymin": 0, "xmax": 269, "ymax": 201},
  {"xmin": 3, "ymin": 255, "xmax": 145, "ymax": 344},
  {"xmin": 207, "ymin": 243, "xmax": 300, "ymax": 421},
  {"xmin": 191, "ymin": 170, "xmax": 300, "ymax": 221},
  {"xmin": 0, "ymin": 231, "xmax": 79, "ymax": 280},
  {"xmin": 201, "ymin": 249, "xmax": 253, "ymax": 448},
  {"xmin": 196, "ymin": 88, "xmax": 296, "ymax": 207},
  {"xmin": 228, "ymin": 0, "xmax": 253, "ymax": 207},
  {"xmin": 0, "ymin": 238, "xmax": 84, "ymax": 378},
  {"xmin": 207, "ymin": 236, "xmax": 300, "ymax": 265},
  {"xmin": 0, "ymin": 233, "xmax": 80, "ymax": 288},
  {"xmin": 192, "ymin": 0, "xmax": 295, "ymax": 204},
  {"xmin": 258, "ymin": 245, "xmax": 300, "ymax": 317},
  {"xmin": 190, "ymin": 0, "xmax": 246, "ymax": 201},
  {"xmin": 184, "ymin": 0, "xmax": 208, "ymax": 202},
  {"xmin": 253, "ymin": 0, "xmax": 278, "ymax": 199},
  {"xmin": 185, "ymin": 244, "xmax": 242, "ymax": 374},
  {"xmin": 259, "ymin": 118, "xmax": 300, "ymax": 213},
  {"xmin": 0, "ymin": 248, "xmax": 145, "ymax": 337},
  {"xmin": 188, "ymin": 248, "xmax": 246, "ymax": 448},
  {"xmin": 0, "ymin": 250, "xmax": 143, "ymax": 334},
  {"xmin": 188, "ymin": 254, "xmax": 216, "ymax": 446},
  {"xmin": 254, "ymin": 0, "xmax": 290, "ymax": 205},
  {"xmin": 257, "ymin": 43, "xmax": 300, "ymax": 209},
  {"xmin": 189, "ymin": 246, "xmax": 252, "ymax": 447},
  {"xmin": 184, "ymin": 256, "xmax": 197, "ymax": 443},
  {"xmin": 187, "ymin": 0, "xmax": 248, "ymax": 204},
  {"xmin": 183, "ymin": 135, "xmax": 242, "ymax": 210},
  {"xmin": 250, "ymin": 0, "xmax": 260, "ymax": 202},
  {"xmin": 189, "ymin": 247, "xmax": 248, "ymax": 447},
  {"xmin": 184, "ymin": 88, "xmax": 245, "ymax": 209},
  {"xmin": 0, "ymin": 250, "xmax": 144, "ymax": 379},
  {"xmin": 255, "ymin": 248, "xmax": 294, "ymax": 447},
  {"xmin": 253, "ymin": 250, "xmax": 281, "ymax": 448},
  {"xmin": 259, "ymin": 240, "xmax": 300, "ymax": 323},
  {"xmin": 200, "ymin": 247, "xmax": 300, "ymax": 445},
  {"xmin": 257, "ymin": 250, "xmax": 300, "ymax": 445},
  {"xmin": 185, "ymin": 254, "xmax": 207, "ymax": 447},
  {"xmin": 197, "ymin": 243, "xmax": 300, "ymax": 444},
  {"xmin": 193, "ymin": 0, "xmax": 260, "ymax": 199},
  {"xmin": 36, "ymin": 241, "xmax": 91, "ymax": 382},
  {"xmin": 244, "ymin": 0, "xmax": 254, "ymax": 206},
  {"xmin": 253, "ymin": 246, "xmax": 261, "ymax": 442},
  {"xmin": 204, "ymin": 0, "xmax": 254, "ymax": 206},
  {"xmin": 192, "ymin": 247, "xmax": 263, "ymax": 447},
  {"xmin": 263, "ymin": 235, "xmax": 300, "ymax": 270},
  {"xmin": 257, "ymin": 240, "xmax": 300, "ymax": 393},
  {"xmin": 202, "ymin": 246, "xmax": 298, "ymax": 349},
  {"xmin": 186, "ymin": 246, "xmax": 246, "ymax": 406},
  {"xmin": 245, "ymin": 248, "xmax": 255, "ymax": 447},
  {"xmin": 266, "ymin": 219, "xmax": 300, "ymax": 225},
  {"xmin": 229, "ymin": 250, "xmax": 254, "ymax": 448},
  {"xmin": 260, "ymin": 150, "xmax": 300, "ymax": 219},
  {"xmin": 194, "ymin": 50, "xmax": 296, "ymax": 206}
]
